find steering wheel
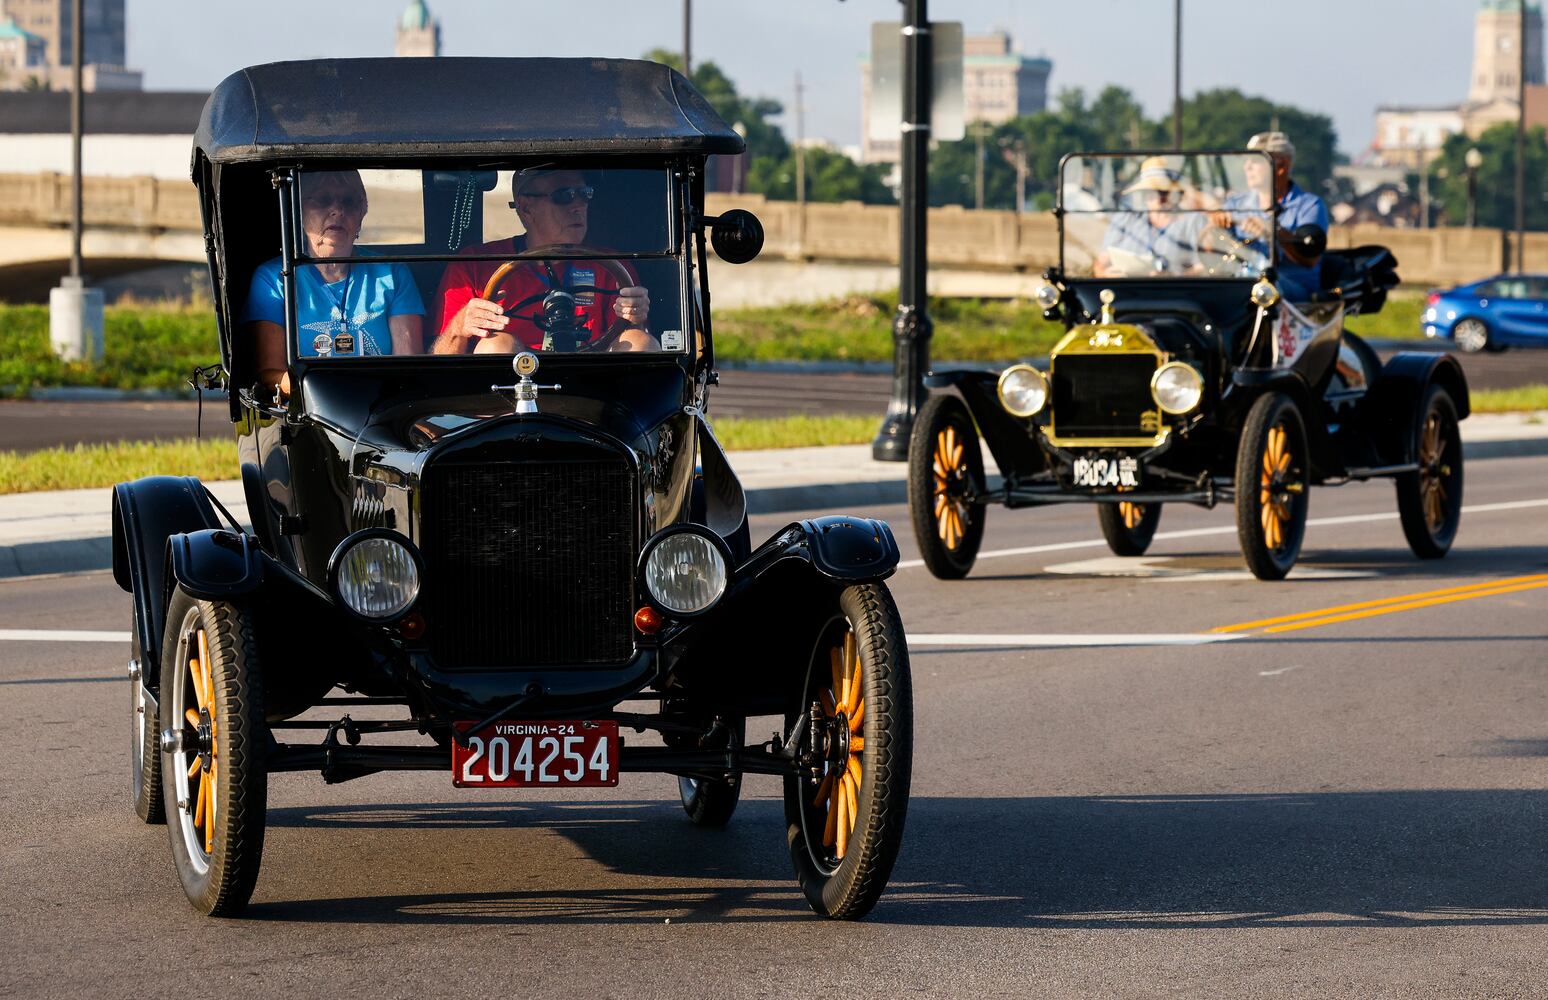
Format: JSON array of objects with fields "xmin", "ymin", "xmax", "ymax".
[
  {"xmin": 480, "ymin": 247, "xmax": 636, "ymax": 352},
  {"xmin": 1196, "ymin": 225, "xmax": 1266, "ymax": 278}
]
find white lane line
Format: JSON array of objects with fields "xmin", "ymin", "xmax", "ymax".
[
  {"xmin": 0, "ymin": 629, "xmax": 129, "ymax": 643},
  {"xmin": 908, "ymin": 632, "xmax": 1242, "ymax": 648},
  {"xmin": 898, "ymin": 497, "xmax": 1548, "ymax": 570},
  {"xmin": 1259, "ymin": 666, "xmax": 1299, "ymax": 676}
]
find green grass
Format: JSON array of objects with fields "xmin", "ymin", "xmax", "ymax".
[
  {"xmin": 1472, "ymin": 384, "xmax": 1548, "ymax": 412},
  {"xmin": 709, "ymin": 414, "xmax": 878, "ymax": 451},
  {"xmin": 0, "ymin": 302, "xmax": 219, "ymax": 397},
  {"xmin": 0, "ymin": 438, "xmax": 237, "ymax": 494},
  {"xmin": 1343, "ymin": 290, "xmax": 1424, "ymax": 342}
]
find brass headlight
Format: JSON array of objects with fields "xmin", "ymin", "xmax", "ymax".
[
  {"xmin": 1250, "ymin": 279, "xmax": 1280, "ymax": 308},
  {"xmin": 997, "ymin": 364, "xmax": 1049, "ymax": 417},
  {"xmin": 1034, "ymin": 283, "xmax": 1061, "ymax": 309},
  {"xmin": 1150, "ymin": 361, "xmax": 1203, "ymax": 415}
]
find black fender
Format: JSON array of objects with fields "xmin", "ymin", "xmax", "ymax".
[
  {"xmin": 1226, "ymin": 367, "xmax": 1340, "ymax": 477},
  {"xmin": 692, "ymin": 409, "xmax": 747, "ymax": 541},
  {"xmin": 112, "ymin": 476, "xmax": 225, "ymax": 685},
  {"xmin": 924, "ymin": 366, "xmax": 1045, "ymax": 478},
  {"xmin": 1362, "ymin": 352, "xmax": 1471, "ymax": 465},
  {"xmin": 168, "ymin": 528, "xmax": 265, "ymax": 601}
]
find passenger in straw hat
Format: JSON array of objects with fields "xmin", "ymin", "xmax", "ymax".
[{"xmin": 1094, "ymin": 156, "xmax": 1206, "ymax": 278}]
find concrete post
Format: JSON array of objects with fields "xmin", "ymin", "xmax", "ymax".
[{"xmin": 50, "ymin": 276, "xmax": 104, "ymax": 362}]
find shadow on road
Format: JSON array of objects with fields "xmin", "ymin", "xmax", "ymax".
[{"xmin": 253, "ymin": 789, "xmax": 1548, "ymax": 928}]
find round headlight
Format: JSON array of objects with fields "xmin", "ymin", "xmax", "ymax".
[
  {"xmin": 997, "ymin": 364, "xmax": 1049, "ymax": 417},
  {"xmin": 1034, "ymin": 283, "xmax": 1061, "ymax": 309},
  {"xmin": 334, "ymin": 535, "xmax": 421, "ymax": 619},
  {"xmin": 1151, "ymin": 362, "xmax": 1204, "ymax": 415},
  {"xmin": 643, "ymin": 531, "xmax": 727, "ymax": 615},
  {"xmin": 1250, "ymin": 279, "xmax": 1280, "ymax": 308}
]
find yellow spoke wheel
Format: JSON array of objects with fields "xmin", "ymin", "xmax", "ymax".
[
  {"xmin": 1397, "ymin": 385, "xmax": 1463, "ymax": 560},
  {"xmin": 908, "ymin": 395, "xmax": 986, "ymax": 579},
  {"xmin": 1235, "ymin": 392, "xmax": 1308, "ymax": 580},
  {"xmin": 1097, "ymin": 497, "xmax": 1162, "ymax": 557},
  {"xmin": 784, "ymin": 585, "xmax": 912, "ymax": 920}
]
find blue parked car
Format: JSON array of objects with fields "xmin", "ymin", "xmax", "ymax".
[{"xmin": 1423, "ymin": 274, "xmax": 1548, "ymax": 352}]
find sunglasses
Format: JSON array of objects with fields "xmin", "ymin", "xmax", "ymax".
[{"xmin": 512, "ymin": 184, "xmax": 596, "ymax": 207}]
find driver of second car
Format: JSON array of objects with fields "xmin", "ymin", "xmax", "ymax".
[{"xmin": 432, "ymin": 168, "xmax": 658, "ymax": 354}]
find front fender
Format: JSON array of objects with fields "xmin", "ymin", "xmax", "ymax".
[
  {"xmin": 112, "ymin": 476, "xmax": 225, "ymax": 684},
  {"xmin": 925, "ymin": 367, "xmax": 1044, "ymax": 478},
  {"xmin": 167, "ymin": 528, "xmax": 265, "ymax": 601}
]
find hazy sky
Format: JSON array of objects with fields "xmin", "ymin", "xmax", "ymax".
[{"xmin": 127, "ymin": 0, "xmax": 1482, "ymax": 156}]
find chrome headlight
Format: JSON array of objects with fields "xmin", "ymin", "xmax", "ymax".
[
  {"xmin": 642, "ymin": 529, "xmax": 728, "ymax": 615},
  {"xmin": 1250, "ymin": 279, "xmax": 1280, "ymax": 308},
  {"xmin": 997, "ymin": 364, "xmax": 1049, "ymax": 417},
  {"xmin": 330, "ymin": 532, "xmax": 421, "ymax": 620},
  {"xmin": 1150, "ymin": 361, "xmax": 1204, "ymax": 415},
  {"xmin": 1034, "ymin": 283, "xmax": 1061, "ymax": 309}
]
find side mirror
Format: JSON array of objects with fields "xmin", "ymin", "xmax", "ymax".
[
  {"xmin": 709, "ymin": 209, "xmax": 764, "ymax": 264},
  {"xmin": 1290, "ymin": 224, "xmax": 1327, "ymax": 258}
]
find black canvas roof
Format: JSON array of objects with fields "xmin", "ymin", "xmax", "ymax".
[{"xmin": 194, "ymin": 57, "xmax": 745, "ymax": 164}]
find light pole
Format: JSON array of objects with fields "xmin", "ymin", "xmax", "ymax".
[
  {"xmin": 731, "ymin": 120, "xmax": 747, "ymax": 194},
  {"xmin": 1515, "ymin": 0, "xmax": 1526, "ymax": 271},
  {"xmin": 49, "ymin": 0, "xmax": 103, "ymax": 363},
  {"xmin": 1172, "ymin": 0, "xmax": 1183, "ymax": 149},
  {"xmin": 1465, "ymin": 146, "xmax": 1482, "ymax": 229}
]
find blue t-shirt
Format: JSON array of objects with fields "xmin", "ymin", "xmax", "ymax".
[
  {"xmin": 1101, "ymin": 211, "xmax": 1205, "ymax": 274},
  {"xmin": 1224, "ymin": 182, "xmax": 1329, "ymax": 300},
  {"xmin": 242, "ymin": 256, "xmax": 425, "ymax": 357}
]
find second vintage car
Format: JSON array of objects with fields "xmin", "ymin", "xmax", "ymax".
[{"xmin": 908, "ymin": 150, "xmax": 1469, "ymax": 581}]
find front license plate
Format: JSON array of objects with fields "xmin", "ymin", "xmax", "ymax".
[
  {"xmin": 452, "ymin": 720, "xmax": 620, "ymax": 788},
  {"xmin": 1071, "ymin": 453, "xmax": 1142, "ymax": 489}
]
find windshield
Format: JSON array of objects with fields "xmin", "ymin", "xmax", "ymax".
[
  {"xmin": 265, "ymin": 164, "xmax": 687, "ymax": 360},
  {"xmin": 1059, "ymin": 152, "xmax": 1275, "ymax": 280}
]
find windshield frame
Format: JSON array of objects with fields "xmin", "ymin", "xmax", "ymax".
[
  {"xmin": 272, "ymin": 158, "xmax": 694, "ymax": 373},
  {"xmin": 1055, "ymin": 149, "xmax": 1280, "ymax": 281}
]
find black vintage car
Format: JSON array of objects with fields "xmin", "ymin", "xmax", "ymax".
[
  {"xmin": 114, "ymin": 58, "xmax": 911, "ymax": 920},
  {"xmin": 908, "ymin": 150, "xmax": 1469, "ymax": 581}
]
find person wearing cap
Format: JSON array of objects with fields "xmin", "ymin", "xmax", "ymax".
[
  {"xmin": 1093, "ymin": 156, "xmax": 1206, "ymax": 278},
  {"xmin": 1209, "ymin": 131, "xmax": 1329, "ymax": 300},
  {"xmin": 431, "ymin": 168, "xmax": 656, "ymax": 354}
]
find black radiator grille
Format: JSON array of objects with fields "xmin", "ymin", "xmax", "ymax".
[
  {"xmin": 421, "ymin": 460, "xmax": 635, "ymax": 668},
  {"xmin": 1051, "ymin": 353, "xmax": 1160, "ymax": 438}
]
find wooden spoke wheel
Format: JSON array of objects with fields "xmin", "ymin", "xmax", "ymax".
[
  {"xmin": 1097, "ymin": 500, "xmax": 1163, "ymax": 556},
  {"xmin": 784, "ymin": 584, "xmax": 912, "ymax": 920},
  {"xmin": 1396, "ymin": 385, "xmax": 1464, "ymax": 559},
  {"xmin": 672, "ymin": 716, "xmax": 744, "ymax": 828},
  {"xmin": 1234, "ymin": 392, "xmax": 1310, "ymax": 581},
  {"xmin": 907, "ymin": 395, "xmax": 986, "ymax": 579},
  {"xmin": 129, "ymin": 621, "xmax": 164, "ymax": 823},
  {"xmin": 159, "ymin": 588, "xmax": 267, "ymax": 916}
]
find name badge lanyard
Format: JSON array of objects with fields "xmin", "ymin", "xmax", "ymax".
[{"xmin": 315, "ymin": 266, "xmax": 358, "ymax": 356}]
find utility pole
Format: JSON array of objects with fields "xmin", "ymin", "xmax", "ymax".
[
  {"xmin": 872, "ymin": 0, "xmax": 932, "ymax": 462},
  {"xmin": 795, "ymin": 71, "xmax": 807, "ymax": 256},
  {"xmin": 1014, "ymin": 139, "xmax": 1027, "ymax": 216},
  {"xmin": 1418, "ymin": 137, "xmax": 1429, "ymax": 229},
  {"xmin": 1515, "ymin": 0, "xmax": 1527, "ymax": 271},
  {"xmin": 973, "ymin": 122, "xmax": 987, "ymax": 210},
  {"xmin": 683, "ymin": 0, "xmax": 692, "ymax": 77},
  {"xmin": 50, "ymin": 0, "xmax": 103, "ymax": 363},
  {"xmin": 1172, "ymin": 0, "xmax": 1183, "ymax": 149}
]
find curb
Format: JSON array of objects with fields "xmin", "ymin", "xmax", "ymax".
[{"xmin": 5, "ymin": 435, "xmax": 1539, "ymax": 581}]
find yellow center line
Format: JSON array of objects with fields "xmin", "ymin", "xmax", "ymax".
[
  {"xmin": 1212, "ymin": 574, "xmax": 1548, "ymax": 633},
  {"xmin": 1262, "ymin": 579, "xmax": 1548, "ymax": 634}
]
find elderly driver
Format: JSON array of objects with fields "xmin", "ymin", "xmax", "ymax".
[
  {"xmin": 432, "ymin": 168, "xmax": 657, "ymax": 354},
  {"xmin": 1093, "ymin": 156, "xmax": 1205, "ymax": 277},
  {"xmin": 1209, "ymin": 131, "xmax": 1329, "ymax": 301}
]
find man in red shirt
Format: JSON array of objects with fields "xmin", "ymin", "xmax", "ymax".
[{"xmin": 431, "ymin": 168, "xmax": 657, "ymax": 354}]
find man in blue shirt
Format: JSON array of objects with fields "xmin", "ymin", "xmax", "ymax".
[{"xmin": 1211, "ymin": 132, "xmax": 1329, "ymax": 301}]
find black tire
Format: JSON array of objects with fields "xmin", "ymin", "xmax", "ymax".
[
  {"xmin": 1097, "ymin": 501, "xmax": 1162, "ymax": 556},
  {"xmin": 784, "ymin": 584, "xmax": 912, "ymax": 920},
  {"xmin": 1234, "ymin": 393, "xmax": 1310, "ymax": 581},
  {"xmin": 159, "ymin": 588, "xmax": 267, "ymax": 917},
  {"xmin": 907, "ymin": 395, "xmax": 986, "ymax": 579},
  {"xmin": 1396, "ymin": 385, "xmax": 1464, "ymax": 559},
  {"xmin": 130, "ymin": 620, "xmax": 164, "ymax": 824},
  {"xmin": 676, "ymin": 718, "xmax": 744, "ymax": 828}
]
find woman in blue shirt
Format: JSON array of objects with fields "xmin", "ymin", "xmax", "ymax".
[{"xmin": 241, "ymin": 170, "xmax": 424, "ymax": 398}]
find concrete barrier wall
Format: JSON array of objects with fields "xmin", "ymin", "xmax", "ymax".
[{"xmin": 2, "ymin": 172, "xmax": 1544, "ymax": 288}]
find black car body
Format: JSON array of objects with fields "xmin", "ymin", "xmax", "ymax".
[
  {"xmin": 909, "ymin": 151, "xmax": 1469, "ymax": 580},
  {"xmin": 114, "ymin": 58, "xmax": 912, "ymax": 920}
]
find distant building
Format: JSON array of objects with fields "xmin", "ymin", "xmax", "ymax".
[
  {"xmin": 861, "ymin": 28, "xmax": 1050, "ymax": 164},
  {"xmin": 0, "ymin": 0, "xmax": 141, "ymax": 91},
  {"xmin": 1372, "ymin": 0, "xmax": 1545, "ymax": 168},
  {"xmin": 0, "ymin": 15, "xmax": 45, "ymax": 86},
  {"xmin": 396, "ymin": 0, "xmax": 441, "ymax": 58}
]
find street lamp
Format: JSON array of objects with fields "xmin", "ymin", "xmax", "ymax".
[
  {"xmin": 1465, "ymin": 146, "xmax": 1483, "ymax": 229},
  {"xmin": 731, "ymin": 120, "xmax": 747, "ymax": 194}
]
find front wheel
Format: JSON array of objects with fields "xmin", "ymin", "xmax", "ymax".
[
  {"xmin": 784, "ymin": 584, "xmax": 912, "ymax": 920},
  {"xmin": 130, "ymin": 621, "xmax": 163, "ymax": 824},
  {"xmin": 159, "ymin": 588, "xmax": 267, "ymax": 916},
  {"xmin": 1234, "ymin": 393, "xmax": 1310, "ymax": 580},
  {"xmin": 1396, "ymin": 385, "xmax": 1464, "ymax": 559},
  {"xmin": 907, "ymin": 395, "xmax": 986, "ymax": 579},
  {"xmin": 1097, "ymin": 501, "xmax": 1162, "ymax": 556}
]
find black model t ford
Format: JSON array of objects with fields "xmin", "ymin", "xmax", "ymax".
[
  {"xmin": 113, "ymin": 58, "xmax": 911, "ymax": 920},
  {"xmin": 909, "ymin": 150, "xmax": 1469, "ymax": 581}
]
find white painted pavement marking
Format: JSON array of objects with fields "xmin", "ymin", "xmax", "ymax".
[
  {"xmin": 1259, "ymin": 665, "xmax": 1299, "ymax": 676},
  {"xmin": 907, "ymin": 633, "xmax": 1243, "ymax": 648},
  {"xmin": 898, "ymin": 498, "xmax": 1548, "ymax": 570},
  {"xmin": 0, "ymin": 629, "xmax": 129, "ymax": 643}
]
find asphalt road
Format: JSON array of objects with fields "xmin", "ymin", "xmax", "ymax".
[
  {"xmin": 3, "ymin": 343, "xmax": 1546, "ymax": 453},
  {"xmin": 1, "ymin": 454, "xmax": 1545, "ymax": 997}
]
